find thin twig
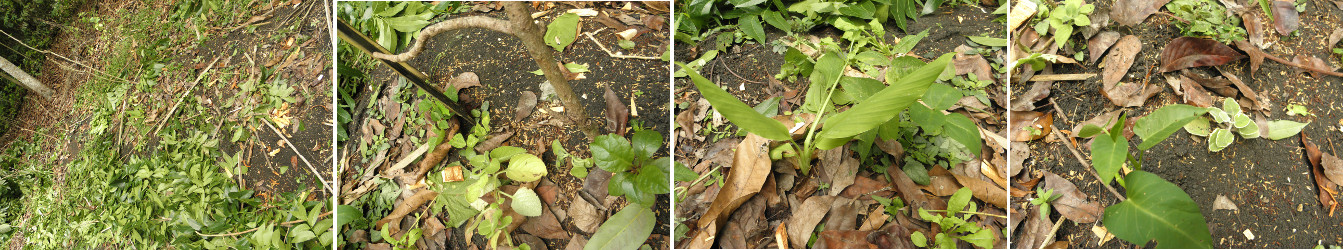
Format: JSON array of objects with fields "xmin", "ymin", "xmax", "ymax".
[
  {"xmin": 719, "ymin": 56, "xmax": 764, "ymax": 84},
  {"xmin": 1263, "ymin": 53, "xmax": 1343, "ymax": 77},
  {"xmin": 582, "ymin": 28, "xmax": 662, "ymax": 60},
  {"xmin": 153, "ymin": 56, "xmax": 222, "ymax": 135},
  {"xmin": 262, "ymin": 118, "xmax": 333, "ymax": 194},
  {"xmin": 0, "ymin": 29, "xmax": 131, "ymax": 84},
  {"xmin": 1037, "ymin": 215, "xmax": 1067, "ymax": 249},
  {"xmin": 197, "ymin": 211, "xmax": 333, "ymax": 237}
]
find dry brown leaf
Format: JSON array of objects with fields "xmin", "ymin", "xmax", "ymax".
[
  {"xmin": 448, "ymin": 72, "xmax": 482, "ymax": 91},
  {"xmin": 473, "ymin": 131, "xmax": 515, "ymax": 154},
  {"xmin": 820, "ymin": 147, "xmax": 860, "ymax": 196},
  {"xmin": 1088, "ymin": 31, "xmax": 1122, "ymax": 64},
  {"xmin": 1009, "ymin": 142, "xmax": 1030, "ymax": 177},
  {"xmin": 814, "ymin": 230, "xmax": 878, "ymax": 248},
  {"xmin": 1016, "ymin": 205, "xmax": 1055, "ymax": 248},
  {"xmin": 564, "ymin": 235, "xmax": 588, "ymax": 250},
  {"xmin": 787, "ymin": 195, "xmax": 836, "ymax": 248},
  {"xmin": 1010, "ymin": 111, "xmax": 1053, "ymax": 141},
  {"xmin": 1272, "ymin": 1, "xmax": 1299, "ymax": 35},
  {"xmin": 1322, "ymin": 153, "xmax": 1343, "ymax": 188},
  {"xmin": 824, "ymin": 198, "xmax": 862, "ymax": 231},
  {"xmin": 952, "ymin": 172, "xmax": 1008, "ymax": 208},
  {"xmin": 775, "ymin": 223, "xmax": 789, "ymax": 249},
  {"xmin": 1103, "ymin": 35, "xmax": 1142, "ymax": 87},
  {"xmin": 1112, "ymin": 0, "xmax": 1173, "ymax": 25},
  {"xmin": 876, "ymin": 138, "xmax": 904, "ymax": 159},
  {"xmin": 840, "ymin": 176, "xmax": 894, "ymax": 199},
  {"xmin": 513, "ymin": 91, "xmax": 538, "ymax": 122},
  {"xmin": 889, "ymin": 164, "xmax": 946, "ymax": 212},
  {"xmin": 1043, "ymin": 172, "xmax": 1104, "ymax": 223},
  {"xmin": 1330, "ymin": 28, "xmax": 1343, "ymax": 48},
  {"xmin": 1219, "ymin": 69, "xmax": 1267, "ymax": 110},
  {"xmin": 1233, "ymin": 40, "xmax": 1267, "ymax": 74},
  {"xmin": 1292, "ymin": 55, "xmax": 1336, "ymax": 79},
  {"xmin": 1242, "ymin": 13, "xmax": 1265, "ymax": 48},
  {"xmin": 691, "ymin": 134, "xmax": 773, "ymax": 248},
  {"xmin": 924, "ymin": 167, "xmax": 965, "ymax": 196},
  {"xmin": 1010, "ymin": 82, "xmax": 1052, "ymax": 111},
  {"xmin": 1160, "ymin": 37, "xmax": 1245, "ymax": 73},
  {"xmin": 604, "ymin": 85, "xmax": 629, "ymax": 136},
  {"xmin": 375, "ymin": 190, "xmax": 439, "ymax": 230},
  {"xmin": 954, "ymin": 53, "xmax": 994, "ymax": 83},
  {"xmin": 1179, "ymin": 75, "xmax": 1216, "ymax": 107},
  {"xmin": 568, "ymin": 194, "xmax": 603, "ymax": 233},
  {"xmin": 520, "ymin": 208, "xmax": 568, "ymax": 239},
  {"xmin": 1303, "ymin": 134, "xmax": 1339, "ymax": 215}
]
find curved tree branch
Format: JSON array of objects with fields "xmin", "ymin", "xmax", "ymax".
[{"xmin": 370, "ymin": 16, "xmax": 516, "ymax": 62}]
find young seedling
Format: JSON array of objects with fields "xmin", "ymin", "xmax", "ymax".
[{"xmin": 1184, "ymin": 98, "xmax": 1308, "ymax": 152}]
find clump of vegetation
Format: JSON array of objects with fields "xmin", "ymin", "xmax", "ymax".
[
  {"xmin": 1033, "ymin": 0, "xmax": 1094, "ymax": 46},
  {"xmin": 1165, "ymin": 0, "xmax": 1246, "ymax": 43},
  {"xmin": 1182, "ymin": 98, "xmax": 1307, "ymax": 152}
]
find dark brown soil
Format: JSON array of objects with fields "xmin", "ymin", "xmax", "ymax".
[{"xmin": 1013, "ymin": 1, "xmax": 1343, "ymax": 248}]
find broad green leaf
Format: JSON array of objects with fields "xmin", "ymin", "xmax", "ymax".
[
  {"xmin": 1134, "ymin": 104, "xmax": 1209, "ymax": 150},
  {"xmin": 1077, "ymin": 124, "xmax": 1106, "ymax": 138},
  {"xmin": 1208, "ymin": 108, "xmax": 1230, "ymax": 123},
  {"xmin": 673, "ymin": 160, "xmax": 697, "ymax": 182},
  {"xmin": 738, "ymin": 15, "xmax": 767, "ymax": 43},
  {"xmin": 490, "ymin": 146, "xmax": 528, "ymax": 162},
  {"xmin": 944, "ymin": 113, "xmax": 982, "ymax": 156},
  {"xmin": 592, "ymin": 134, "xmax": 636, "ymax": 172},
  {"xmin": 631, "ymin": 130, "xmax": 662, "ymax": 161},
  {"xmin": 903, "ymin": 162, "xmax": 930, "ymax": 185},
  {"xmin": 586, "ymin": 205, "xmax": 656, "ymax": 250},
  {"xmin": 946, "ymin": 187, "xmax": 972, "ymax": 215},
  {"xmin": 839, "ymin": 76, "xmax": 886, "ymax": 101},
  {"xmin": 679, "ymin": 63, "xmax": 790, "ymax": 141},
  {"xmin": 544, "ymin": 13, "xmax": 581, "ymax": 52},
  {"xmin": 966, "ymin": 36, "xmax": 1007, "ymax": 47},
  {"xmin": 922, "ymin": 83, "xmax": 962, "ymax": 110},
  {"xmin": 1183, "ymin": 116, "xmax": 1211, "ymax": 137},
  {"xmin": 760, "ymin": 11, "xmax": 791, "ymax": 33},
  {"xmin": 803, "ymin": 52, "xmax": 848, "ymax": 113},
  {"xmin": 1208, "ymin": 128, "xmax": 1233, "ymax": 152},
  {"xmin": 1233, "ymin": 113, "xmax": 1251, "ymax": 128},
  {"xmin": 1265, "ymin": 120, "xmax": 1308, "ymax": 140},
  {"xmin": 1104, "ymin": 171, "xmax": 1213, "ymax": 249},
  {"xmin": 892, "ymin": 29, "xmax": 929, "ymax": 54},
  {"xmin": 959, "ymin": 227, "xmax": 996, "ymax": 248},
  {"xmin": 729, "ymin": 0, "xmax": 767, "ymax": 7},
  {"xmin": 1091, "ymin": 132, "xmax": 1128, "ymax": 185},
  {"xmin": 335, "ymin": 205, "xmax": 362, "ymax": 228},
  {"xmin": 817, "ymin": 54, "xmax": 953, "ymax": 149},
  {"xmin": 505, "ymin": 154, "xmax": 547, "ymax": 182},
  {"xmin": 911, "ymin": 231, "xmax": 928, "ymax": 247},
  {"xmin": 753, "ymin": 96, "xmax": 782, "ymax": 117},
  {"xmin": 569, "ymin": 161, "xmax": 589, "ymax": 179},
  {"xmin": 511, "ymin": 187, "xmax": 543, "ymax": 216},
  {"xmin": 1223, "ymin": 98, "xmax": 1241, "ymax": 115},
  {"xmin": 383, "ymin": 12, "xmax": 433, "ymax": 32},
  {"xmin": 1238, "ymin": 120, "xmax": 1260, "ymax": 138}
]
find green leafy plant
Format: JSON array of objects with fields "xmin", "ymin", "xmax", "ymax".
[
  {"xmin": 1030, "ymin": 187, "xmax": 1058, "ymax": 218},
  {"xmin": 1183, "ymin": 98, "xmax": 1307, "ymax": 152},
  {"xmin": 338, "ymin": 1, "xmax": 454, "ymax": 52},
  {"xmin": 1033, "ymin": 0, "xmax": 1094, "ymax": 46},
  {"xmin": 544, "ymin": 13, "xmax": 581, "ymax": 51},
  {"xmin": 591, "ymin": 130, "xmax": 672, "ymax": 205},
  {"xmin": 1085, "ymin": 104, "xmax": 1213, "ymax": 248},
  {"xmin": 909, "ymin": 188, "xmax": 996, "ymax": 248},
  {"xmin": 1165, "ymin": 0, "xmax": 1246, "ymax": 43},
  {"xmin": 380, "ymin": 226, "xmax": 422, "ymax": 250},
  {"xmin": 585, "ymin": 204, "xmax": 657, "ymax": 250}
]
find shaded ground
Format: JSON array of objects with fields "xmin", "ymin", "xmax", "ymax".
[
  {"xmin": 1011, "ymin": 0, "xmax": 1343, "ymax": 248},
  {"xmin": 673, "ymin": 4, "xmax": 1009, "ymax": 249},
  {"xmin": 337, "ymin": 2, "xmax": 670, "ymax": 249}
]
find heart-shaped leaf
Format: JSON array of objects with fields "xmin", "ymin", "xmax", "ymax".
[{"xmin": 1104, "ymin": 171, "xmax": 1213, "ymax": 248}]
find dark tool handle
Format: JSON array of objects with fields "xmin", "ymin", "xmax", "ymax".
[{"xmin": 336, "ymin": 18, "xmax": 476, "ymax": 129}]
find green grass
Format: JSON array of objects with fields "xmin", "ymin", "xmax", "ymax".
[{"xmin": 0, "ymin": 1, "xmax": 333, "ymax": 248}]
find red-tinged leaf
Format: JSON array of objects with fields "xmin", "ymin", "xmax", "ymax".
[
  {"xmin": 604, "ymin": 85, "xmax": 629, "ymax": 136},
  {"xmin": 1010, "ymin": 111, "xmax": 1053, "ymax": 142},
  {"xmin": 1160, "ymin": 37, "xmax": 1245, "ymax": 73},
  {"xmin": 1272, "ymin": 1, "xmax": 1299, "ymax": 35},
  {"xmin": 1112, "ymin": 0, "xmax": 1173, "ymax": 26},
  {"xmin": 1302, "ymin": 134, "xmax": 1339, "ymax": 214},
  {"xmin": 1103, "ymin": 35, "xmax": 1142, "ymax": 87},
  {"xmin": 1233, "ymin": 40, "xmax": 1266, "ymax": 74}
]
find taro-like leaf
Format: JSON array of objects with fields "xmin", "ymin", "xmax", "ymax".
[
  {"xmin": 1104, "ymin": 171, "xmax": 1213, "ymax": 249},
  {"xmin": 944, "ymin": 113, "xmax": 982, "ymax": 156},
  {"xmin": 505, "ymin": 154, "xmax": 548, "ymax": 182},
  {"xmin": 545, "ymin": 13, "xmax": 582, "ymax": 52},
  {"xmin": 1135, "ymin": 104, "xmax": 1209, "ymax": 150},
  {"xmin": 678, "ymin": 63, "xmax": 791, "ymax": 141},
  {"xmin": 1271, "ymin": 1, "xmax": 1299, "ymax": 35},
  {"xmin": 512, "ymin": 187, "xmax": 543, "ymax": 217},
  {"xmin": 1208, "ymin": 128, "xmax": 1234, "ymax": 152},
  {"xmin": 585, "ymin": 204, "xmax": 655, "ymax": 250},
  {"xmin": 816, "ymin": 54, "xmax": 953, "ymax": 149},
  {"xmin": 1092, "ymin": 130, "xmax": 1128, "ymax": 185},
  {"xmin": 1160, "ymin": 37, "xmax": 1245, "ymax": 73},
  {"xmin": 1265, "ymin": 120, "xmax": 1308, "ymax": 140}
]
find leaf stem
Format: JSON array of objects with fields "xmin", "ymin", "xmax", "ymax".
[
  {"xmin": 921, "ymin": 209, "xmax": 1008, "ymax": 219},
  {"xmin": 799, "ymin": 46, "xmax": 854, "ymax": 174}
]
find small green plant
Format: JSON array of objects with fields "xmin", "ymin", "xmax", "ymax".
[
  {"xmin": 1286, "ymin": 104, "xmax": 1314, "ymax": 117},
  {"xmin": 1165, "ymin": 0, "xmax": 1246, "ymax": 43},
  {"xmin": 591, "ymin": 130, "xmax": 672, "ymax": 205},
  {"xmin": 1182, "ymin": 98, "xmax": 1308, "ymax": 152},
  {"xmin": 909, "ymin": 188, "xmax": 996, "ymax": 248},
  {"xmin": 380, "ymin": 226, "xmax": 422, "ymax": 250},
  {"xmin": 1030, "ymin": 187, "xmax": 1058, "ymax": 218},
  {"xmin": 1034, "ymin": 0, "xmax": 1094, "ymax": 46}
]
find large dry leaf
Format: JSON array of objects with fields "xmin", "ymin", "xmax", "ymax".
[
  {"xmin": 952, "ymin": 171, "xmax": 1008, "ymax": 208},
  {"xmin": 564, "ymin": 235, "xmax": 589, "ymax": 250},
  {"xmin": 1292, "ymin": 55, "xmax": 1336, "ymax": 79},
  {"xmin": 1303, "ymin": 134, "xmax": 1339, "ymax": 215},
  {"xmin": 788, "ymin": 195, "xmax": 837, "ymax": 248},
  {"xmin": 513, "ymin": 91, "xmax": 538, "ymax": 122},
  {"xmin": 840, "ymin": 176, "xmax": 894, "ymax": 199},
  {"xmin": 1016, "ymin": 206, "xmax": 1055, "ymax": 248},
  {"xmin": 1243, "ymin": 13, "xmax": 1265, "ymax": 48},
  {"xmin": 448, "ymin": 72, "xmax": 482, "ymax": 91},
  {"xmin": 1160, "ymin": 37, "xmax": 1245, "ymax": 73},
  {"xmin": 1219, "ymin": 68, "xmax": 1267, "ymax": 110},
  {"xmin": 825, "ymin": 198, "xmax": 862, "ymax": 231},
  {"xmin": 1043, "ymin": 172, "xmax": 1104, "ymax": 223},
  {"xmin": 1010, "ymin": 111, "xmax": 1053, "ymax": 141},
  {"xmin": 604, "ymin": 85, "xmax": 629, "ymax": 136},
  {"xmin": 474, "ymin": 131, "xmax": 515, "ymax": 153},
  {"xmin": 1272, "ymin": 1, "xmax": 1299, "ymax": 35},
  {"xmin": 569, "ymin": 189, "xmax": 604, "ymax": 233},
  {"xmin": 1103, "ymin": 35, "xmax": 1142, "ymax": 88},
  {"xmin": 954, "ymin": 53, "xmax": 994, "ymax": 83},
  {"xmin": 1330, "ymin": 28, "xmax": 1343, "ymax": 48},
  {"xmin": 521, "ymin": 208, "xmax": 568, "ymax": 239},
  {"xmin": 1010, "ymin": 82, "xmax": 1052, "ymax": 111},
  {"xmin": 814, "ymin": 230, "xmax": 878, "ymax": 248},
  {"xmin": 889, "ymin": 165, "xmax": 945, "ymax": 212},
  {"xmin": 1088, "ymin": 31, "xmax": 1122, "ymax": 64},
  {"xmin": 1073, "ymin": 110, "xmax": 1122, "ymax": 138},
  {"xmin": 1322, "ymin": 153, "xmax": 1343, "ymax": 188},
  {"xmin": 1112, "ymin": 0, "xmax": 1173, "ymax": 25},
  {"xmin": 924, "ymin": 167, "xmax": 965, "ymax": 196},
  {"xmin": 1178, "ymin": 75, "xmax": 1216, "ymax": 107},
  {"xmin": 1009, "ymin": 142, "xmax": 1030, "ymax": 177},
  {"xmin": 1233, "ymin": 40, "xmax": 1266, "ymax": 74},
  {"xmin": 1102, "ymin": 79, "xmax": 1162, "ymax": 107},
  {"xmin": 871, "ymin": 220, "xmax": 917, "ymax": 249},
  {"xmin": 821, "ymin": 147, "xmax": 860, "ymax": 196},
  {"xmin": 690, "ymin": 134, "xmax": 773, "ymax": 248},
  {"xmin": 1182, "ymin": 71, "xmax": 1239, "ymax": 97}
]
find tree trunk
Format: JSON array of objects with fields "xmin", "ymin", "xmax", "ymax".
[
  {"xmin": 501, "ymin": 2, "xmax": 598, "ymax": 138},
  {"xmin": 0, "ymin": 56, "xmax": 53, "ymax": 99}
]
